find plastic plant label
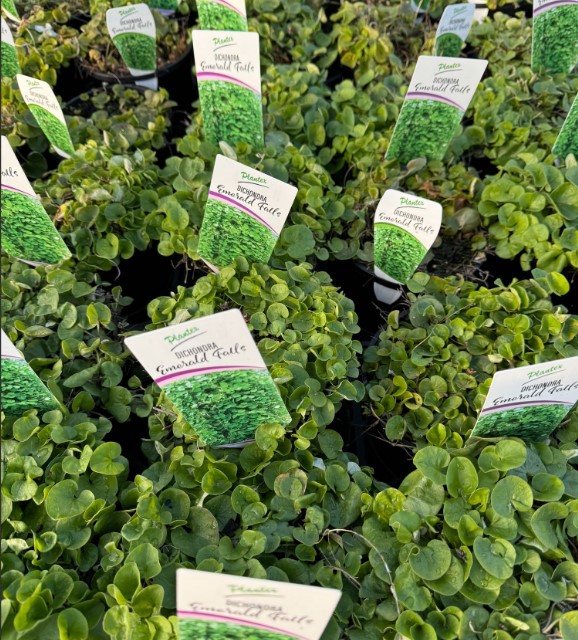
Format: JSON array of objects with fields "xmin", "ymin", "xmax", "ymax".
[
  {"xmin": 145, "ymin": 0, "xmax": 181, "ymax": 17},
  {"xmin": 125, "ymin": 309, "xmax": 290, "ymax": 446},
  {"xmin": 385, "ymin": 56, "xmax": 488, "ymax": 164},
  {"xmin": 471, "ymin": 356, "xmax": 578, "ymax": 441},
  {"xmin": 1, "ymin": 0, "xmax": 19, "ymax": 22},
  {"xmin": 553, "ymin": 94, "xmax": 578, "ymax": 159},
  {"xmin": 16, "ymin": 74, "xmax": 75, "ymax": 158},
  {"xmin": 177, "ymin": 569, "xmax": 341, "ymax": 640},
  {"xmin": 434, "ymin": 4, "xmax": 475, "ymax": 57},
  {"xmin": 373, "ymin": 189, "xmax": 442, "ymax": 285},
  {"xmin": 198, "ymin": 154, "xmax": 298, "ymax": 270},
  {"xmin": 1, "ymin": 136, "xmax": 71, "ymax": 265},
  {"xmin": 107, "ymin": 4, "xmax": 158, "ymax": 90},
  {"xmin": 1, "ymin": 329, "xmax": 60, "ymax": 416},
  {"xmin": 197, "ymin": 0, "xmax": 248, "ymax": 31},
  {"xmin": 1, "ymin": 17, "xmax": 20, "ymax": 77},
  {"xmin": 531, "ymin": 0, "xmax": 578, "ymax": 74},
  {"xmin": 469, "ymin": 0, "xmax": 489, "ymax": 22},
  {"xmin": 192, "ymin": 30, "xmax": 263, "ymax": 148}
]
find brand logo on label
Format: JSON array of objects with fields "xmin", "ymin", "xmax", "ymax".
[
  {"xmin": 228, "ymin": 585, "xmax": 278, "ymax": 594},
  {"xmin": 400, "ymin": 197, "xmax": 424, "ymax": 206},
  {"xmin": 240, "ymin": 172, "xmax": 266, "ymax": 184},
  {"xmin": 164, "ymin": 326, "xmax": 200, "ymax": 347},
  {"xmin": 213, "ymin": 35, "xmax": 234, "ymax": 46},
  {"xmin": 438, "ymin": 63, "xmax": 461, "ymax": 71},
  {"xmin": 119, "ymin": 7, "xmax": 138, "ymax": 17},
  {"xmin": 527, "ymin": 364, "xmax": 564, "ymax": 380}
]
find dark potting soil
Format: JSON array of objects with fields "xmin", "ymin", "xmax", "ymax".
[
  {"xmin": 103, "ymin": 415, "xmax": 151, "ymax": 477},
  {"xmin": 426, "ymin": 233, "xmax": 490, "ymax": 286}
]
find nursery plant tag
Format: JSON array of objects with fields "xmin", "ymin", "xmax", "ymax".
[
  {"xmin": 1, "ymin": 0, "xmax": 19, "ymax": 22},
  {"xmin": 16, "ymin": 74, "xmax": 75, "ymax": 158},
  {"xmin": 469, "ymin": 0, "xmax": 489, "ymax": 22},
  {"xmin": 531, "ymin": 0, "xmax": 578, "ymax": 75},
  {"xmin": 176, "ymin": 568, "xmax": 341, "ymax": 640},
  {"xmin": 125, "ymin": 309, "xmax": 291, "ymax": 446},
  {"xmin": 471, "ymin": 356, "xmax": 578, "ymax": 441},
  {"xmin": 553, "ymin": 94, "xmax": 578, "ymax": 159},
  {"xmin": 106, "ymin": 4, "xmax": 158, "ymax": 90},
  {"xmin": 192, "ymin": 30, "xmax": 264, "ymax": 148},
  {"xmin": 373, "ymin": 189, "xmax": 442, "ymax": 285},
  {"xmin": 1, "ymin": 136, "xmax": 71, "ymax": 265},
  {"xmin": 385, "ymin": 56, "xmax": 488, "ymax": 165},
  {"xmin": 197, "ymin": 0, "xmax": 248, "ymax": 31},
  {"xmin": 145, "ymin": 0, "xmax": 181, "ymax": 17},
  {"xmin": 198, "ymin": 154, "xmax": 298, "ymax": 270},
  {"xmin": 1, "ymin": 329, "xmax": 60, "ymax": 416},
  {"xmin": 434, "ymin": 4, "xmax": 475, "ymax": 57},
  {"xmin": 1, "ymin": 16, "xmax": 20, "ymax": 77}
]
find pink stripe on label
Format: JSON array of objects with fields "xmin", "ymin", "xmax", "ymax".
[
  {"xmin": 1, "ymin": 354, "xmax": 23, "ymax": 360},
  {"xmin": 534, "ymin": 0, "xmax": 578, "ymax": 15},
  {"xmin": 209, "ymin": 191, "xmax": 277, "ymax": 233},
  {"xmin": 213, "ymin": 0, "xmax": 245, "ymax": 16},
  {"xmin": 1, "ymin": 184, "xmax": 35, "ymax": 198},
  {"xmin": 156, "ymin": 364, "xmax": 264, "ymax": 386},
  {"xmin": 177, "ymin": 611, "xmax": 305, "ymax": 640},
  {"xmin": 481, "ymin": 400, "xmax": 574, "ymax": 414},
  {"xmin": 406, "ymin": 91, "xmax": 465, "ymax": 111},
  {"xmin": 198, "ymin": 72, "xmax": 260, "ymax": 94}
]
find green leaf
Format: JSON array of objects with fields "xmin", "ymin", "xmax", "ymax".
[
  {"xmin": 491, "ymin": 475, "xmax": 534, "ymax": 518},
  {"xmin": 409, "ymin": 540, "xmax": 452, "ymax": 581},
  {"xmin": 447, "ymin": 457, "xmax": 478, "ymax": 499},
  {"xmin": 414, "ymin": 446, "xmax": 450, "ymax": 485},
  {"xmin": 90, "ymin": 442, "xmax": 126, "ymax": 475},
  {"xmin": 473, "ymin": 537, "xmax": 516, "ymax": 580},
  {"xmin": 45, "ymin": 480, "xmax": 95, "ymax": 520},
  {"xmin": 57, "ymin": 609, "xmax": 89, "ymax": 640},
  {"xmin": 125, "ymin": 543, "xmax": 162, "ymax": 580},
  {"xmin": 560, "ymin": 611, "xmax": 578, "ymax": 640}
]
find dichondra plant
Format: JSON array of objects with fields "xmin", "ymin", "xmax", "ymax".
[
  {"xmin": 28, "ymin": 104, "xmax": 74, "ymax": 156},
  {"xmin": 113, "ymin": 32, "xmax": 156, "ymax": 71}
]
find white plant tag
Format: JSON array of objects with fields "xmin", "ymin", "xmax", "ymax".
[
  {"xmin": 106, "ymin": 3, "xmax": 158, "ymax": 90},
  {"xmin": 471, "ymin": 356, "xmax": 578, "ymax": 440},
  {"xmin": 125, "ymin": 309, "xmax": 291, "ymax": 446},
  {"xmin": 1, "ymin": 16, "xmax": 20, "ymax": 77},
  {"xmin": 385, "ymin": 56, "xmax": 488, "ymax": 164},
  {"xmin": 192, "ymin": 30, "xmax": 263, "ymax": 148},
  {"xmin": 373, "ymin": 189, "xmax": 442, "ymax": 285},
  {"xmin": 1, "ymin": 329, "xmax": 60, "ymax": 415},
  {"xmin": 198, "ymin": 154, "xmax": 298, "ymax": 270},
  {"xmin": 16, "ymin": 74, "xmax": 75, "ymax": 158},
  {"xmin": 435, "ymin": 4, "xmax": 475, "ymax": 57},
  {"xmin": 176, "ymin": 568, "xmax": 341, "ymax": 640},
  {"xmin": 469, "ymin": 0, "xmax": 489, "ymax": 22},
  {"xmin": 1, "ymin": 136, "xmax": 71, "ymax": 265},
  {"xmin": 197, "ymin": 0, "xmax": 248, "ymax": 31}
]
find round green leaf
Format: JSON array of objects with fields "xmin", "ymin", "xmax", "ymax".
[
  {"xmin": 491, "ymin": 475, "xmax": 534, "ymax": 518},
  {"xmin": 409, "ymin": 540, "xmax": 452, "ymax": 581},
  {"xmin": 45, "ymin": 480, "xmax": 95, "ymax": 520},
  {"xmin": 58, "ymin": 609, "xmax": 88, "ymax": 640},
  {"xmin": 90, "ymin": 442, "xmax": 126, "ymax": 475},
  {"xmin": 473, "ymin": 537, "xmax": 516, "ymax": 581}
]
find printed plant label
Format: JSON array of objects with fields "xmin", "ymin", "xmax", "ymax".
[
  {"xmin": 434, "ymin": 4, "xmax": 475, "ymax": 57},
  {"xmin": 471, "ymin": 356, "xmax": 578, "ymax": 440},
  {"xmin": 553, "ymin": 94, "xmax": 578, "ymax": 159},
  {"xmin": 531, "ymin": 0, "xmax": 578, "ymax": 74},
  {"xmin": 1, "ymin": 136, "xmax": 71, "ymax": 265},
  {"xmin": 16, "ymin": 74, "xmax": 75, "ymax": 158},
  {"xmin": 198, "ymin": 154, "xmax": 298, "ymax": 270},
  {"xmin": 145, "ymin": 0, "xmax": 180, "ymax": 16},
  {"xmin": 1, "ymin": 0, "xmax": 19, "ymax": 22},
  {"xmin": 469, "ymin": 0, "xmax": 489, "ymax": 22},
  {"xmin": 1, "ymin": 329, "xmax": 60, "ymax": 416},
  {"xmin": 373, "ymin": 189, "xmax": 442, "ymax": 285},
  {"xmin": 1, "ymin": 17, "xmax": 20, "ymax": 77},
  {"xmin": 107, "ymin": 4, "xmax": 158, "ymax": 89},
  {"xmin": 197, "ymin": 0, "xmax": 248, "ymax": 31},
  {"xmin": 177, "ymin": 568, "xmax": 341, "ymax": 640},
  {"xmin": 125, "ymin": 309, "xmax": 291, "ymax": 446},
  {"xmin": 192, "ymin": 30, "xmax": 263, "ymax": 148},
  {"xmin": 385, "ymin": 56, "xmax": 488, "ymax": 164}
]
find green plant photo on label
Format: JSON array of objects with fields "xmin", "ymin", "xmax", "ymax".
[
  {"xmin": 1, "ymin": 189, "xmax": 71, "ymax": 264},
  {"xmin": 1, "ymin": 0, "xmax": 19, "ymax": 19},
  {"xmin": 435, "ymin": 32, "xmax": 463, "ymax": 57},
  {"xmin": 200, "ymin": 81, "xmax": 264, "ymax": 148},
  {"xmin": 163, "ymin": 368, "xmax": 290, "ymax": 446},
  {"xmin": 197, "ymin": 0, "xmax": 247, "ymax": 31},
  {"xmin": 386, "ymin": 99, "xmax": 463, "ymax": 164},
  {"xmin": 146, "ymin": 0, "xmax": 179, "ymax": 11},
  {"xmin": 1, "ymin": 41, "xmax": 20, "ymax": 78},
  {"xmin": 112, "ymin": 32, "xmax": 156, "ymax": 72},
  {"xmin": 180, "ymin": 619, "xmax": 294, "ymax": 640},
  {"xmin": 198, "ymin": 199, "xmax": 277, "ymax": 268},
  {"xmin": 532, "ymin": 5, "xmax": 578, "ymax": 74},
  {"xmin": 472, "ymin": 403, "xmax": 574, "ymax": 440},
  {"xmin": 28, "ymin": 104, "xmax": 74, "ymax": 156},
  {"xmin": 1, "ymin": 358, "xmax": 59, "ymax": 415},
  {"xmin": 374, "ymin": 223, "xmax": 427, "ymax": 284},
  {"xmin": 553, "ymin": 95, "xmax": 578, "ymax": 159}
]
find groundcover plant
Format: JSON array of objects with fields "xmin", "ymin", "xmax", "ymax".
[
  {"xmin": 28, "ymin": 103, "xmax": 74, "ymax": 155},
  {"xmin": 112, "ymin": 32, "xmax": 156, "ymax": 71},
  {"xmin": 2, "ymin": 0, "xmax": 578, "ymax": 639},
  {"xmin": 434, "ymin": 32, "xmax": 463, "ymax": 57},
  {"xmin": 197, "ymin": 0, "xmax": 247, "ymax": 31}
]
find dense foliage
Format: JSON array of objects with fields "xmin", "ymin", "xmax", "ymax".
[{"xmin": 1, "ymin": 0, "xmax": 578, "ymax": 639}]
